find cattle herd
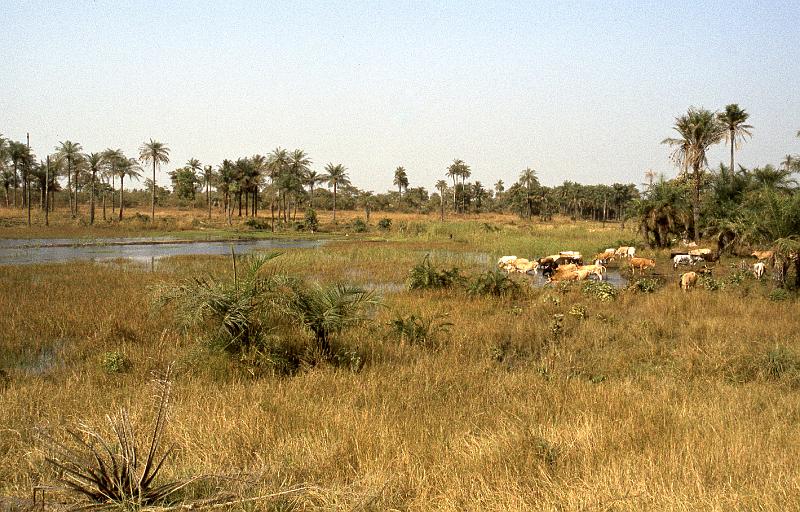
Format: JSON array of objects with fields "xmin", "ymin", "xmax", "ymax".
[{"xmin": 498, "ymin": 246, "xmax": 776, "ymax": 291}]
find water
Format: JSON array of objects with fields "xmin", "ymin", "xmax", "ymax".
[
  {"xmin": 0, "ymin": 237, "xmax": 327, "ymax": 265},
  {"xmin": 524, "ymin": 269, "xmax": 629, "ymax": 288}
]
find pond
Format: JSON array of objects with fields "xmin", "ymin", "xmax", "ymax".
[
  {"xmin": 525, "ymin": 268, "xmax": 629, "ymax": 288},
  {"xmin": 0, "ymin": 237, "xmax": 327, "ymax": 266}
]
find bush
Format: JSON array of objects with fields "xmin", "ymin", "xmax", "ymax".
[
  {"xmin": 567, "ymin": 304, "xmax": 588, "ymax": 319},
  {"xmin": 407, "ymin": 255, "xmax": 463, "ymax": 290},
  {"xmin": 377, "ymin": 218, "xmax": 392, "ymax": 231},
  {"xmin": 390, "ymin": 312, "xmax": 452, "ymax": 346},
  {"xmin": 581, "ymin": 280, "xmax": 618, "ymax": 302},
  {"xmin": 100, "ymin": 351, "xmax": 131, "ymax": 373},
  {"xmin": 629, "ymin": 277, "xmax": 661, "ymax": 293},
  {"xmin": 304, "ymin": 208, "xmax": 319, "ymax": 232},
  {"xmin": 700, "ymin": 275, "xmax": 724, "ymax": 291},
  {"xmin": 769, "ymin": 288, "xmax": 790, "ymax": 302},
  {"xmin": 467, "ymin": 269, "xmax": 520, "ymax": 297},
  {"xmin": 352, "ymin": 218, "xmax": 368, "ymax": 233},
  {"xmin": 244, "ymin": 218, "xmax": 269, "ymax": 230}
]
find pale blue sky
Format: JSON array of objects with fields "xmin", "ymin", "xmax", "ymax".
[{"xmin": 3, "ymin": 1, "xmax": 799, "ymax": 191}]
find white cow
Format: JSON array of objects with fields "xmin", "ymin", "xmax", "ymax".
[
  {"xmin": 753, "ymin": 261, "xmax": 766, "ymax": 279},
  {"xmin": 673, "ymin": 254, "xmax": 705, "ymax": 269}
]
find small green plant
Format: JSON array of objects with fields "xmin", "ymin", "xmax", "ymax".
[
  {"xmin": 700, "ymin": 275, "xmax": 724, "ymax": 291},
  {"xmin": 769, "ymin": 288, "xmax": 790, "ymax": 302},
  {"xmin": 390, "ymin": 312, "xmax": 452, "ymax": 346},
  {"xmin": 304, "ymin": 208, "xmax": 319, "ymax": 232},
  {"xmin": 100, "ymin": 351, "xmax": 131, "ymax": 373},
  {"xmin": 377, "ymin": 218, "xmax": 392, "ymax": 231},
  {"xmin": 352, "ymin": 218, "xmax": 368, "ymax": 233},
  {"xmin": 581, "ymin": 280, "xmax": 618, "ymax": 302},
  {"xmin": 550, "ymin": 314, "xmax": 564, "ymax": 340},
  {"xmin": 762, "ymin": 346, "xmax": 800, "ymax": 379},
  {"xmin": 567, "ymin": 304, "xmax": 587, "ymax": 319},
  {"xmin": 467, "ymin": 269, "xmax": 520, "ymax": 297},
  {"xmin": 541, "ymin": 295, "xmax": 561, "ymax": 306},
  {"xmin": 407, "ymin": 255, "xmax": 463, "ymax": 290},
  {"xmin": 630, "ymin": 277, "xmax": 660, "ymax": 293}
]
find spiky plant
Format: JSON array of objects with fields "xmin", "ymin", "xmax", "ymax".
[
  {"xmin": 407, "ymin": 255, "xmax": 463, "ymax": 290},
  {"xmin": 467, "ymin": 269, "xmax": 520, "ymax": 297},
  {"xmin": 389, "ymin": 312, "xmax": 452, "ymax": 346},
  {"xmin": 279, "ymin": 282, "xmax": 382, "ymax": 354},
  {"xmin": 38, "ymin": 366, "xmax": 185, "ymax": 510},
  {"xmin": 154, "ymin": 252, "xmax": 284, "ymax": 350}
]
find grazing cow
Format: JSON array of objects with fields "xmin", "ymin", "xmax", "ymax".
[
  {"xmin": 628, "ymin": 257, "xmax": 656, "ymax": 275},
  {"xmin": 753, "ymin": 261, "xmax": 765, "ymax": 279},
  {"xmin": 672, "ymin": 254, "xmax": 704, "ymax": 269},
  {"xmin": 578, "ymin": 263, "xmax": 606, "ymax": 280},
  {"xmin": 680, "ymin": 271, "xmax": 698, "ymax": 291},
  {"xmin": 615, "ymin": 246, "xmax": 636, "ymax": 258},
  {"xmin": 751, "ymin": 250, "xmax": 774, "ymax": 262},
  {"xmin": 547, "ymin": 270, "xmax": 580, "ymax": 283},
  {"xmin": 512, "ymin": 258, "xmax": 538, "ymax": 274},
  {"xmin": 594, "ymin": 249, "xmax": 616, "ymax": 263},
  {"xmin": 497, "ymin": 256, "xmax": 518, "ymax": 268}
]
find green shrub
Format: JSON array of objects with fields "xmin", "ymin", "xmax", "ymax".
[
  {"xmin": 581, "ymin": 280, "xmax": 618, "ymax": 302},
  {"xmin": 390, "ymin": 312, "xmax": 452, "ymax": 346},
  {"xmin": 100, "ymin": 351, "xmax": 131, "ymax": 373},
  {"xmin": 407, "ymin": 255, "xmax": 463, "ymax": 290},
  {"xmin": 304, "ymin": 208, "xmax": 319, "ymax": 232},
  {"xmin": 352, "ymin": 218, "xmax": 368, "ymax": 233},
  {"xmin": 700, "ymin": 275, "xmax": 724, "ymax": 291},
  {"xmin": 377, "ymin": 218, "xmax": 392, "ymax": 231},
  {"xmin": 567, "ymin": 304, "xmax": 587, "ymax": 319},
  {"xmin": 244, "ymin": 218, "xmax": 269, "ymax": 230},
  {"xmin": 629, "ymin": 277, "xmax": 661, "ymax": 293},
  {"xmin": 467, "ymin": 269, "xmax": 520, "ymax": 297},
  {"xmin": 762, "ymin": 346, "xmax": 800, "ymax": 379},
  {"xmin": 769, "ymin": 288, "xmax": 790, "ymax": 302}
]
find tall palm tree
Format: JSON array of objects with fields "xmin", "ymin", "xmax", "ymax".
[
  {"xmin": 202, "ymin": 165, "xmax": 215, "ymax": 219},
  {"xmin": 287, "ymin": 150, "xmax": 311, "ymax": 220},
  {"xmin": 494, "ymin": 180, "xmax": 504, "ymax": 194},
  {"xmin": 117, "ymin": 157, "xmax": 142, "ymax": 220},
  {"xmin": 103, "ymin": 149, "xmax": 124, "ymax": 213},
  {"xmin": 393, "ymin": 166, "xmax": 409, "ymax": 196},
  {"xmin": 750, "ymin": 165, "xmax": 798, "ymax": 192},
  {"xmin": 9, "ymin": 141, "xmax": 29, "ymax": 208},
  {"xmin": 717, "ymin": 104, "xmax": 753, "ymax": 173},
  {"xmin": 662, "ymin": 107, "xmax": 724, "ymax": 240},
  {"xmin": 84, "ymin": 152, "xmax": 104, "ymax": 224},
  {"xmin": 436, "ymin": 179, "xmax": 448, "ymax": 221},
  {"xmin": 305, "ymin": 170, "xmax": 322, "ymax": 208},
  {"xmin": 446, "ymin": 159, "xmax": 468, "ymax": 213},
  {"xmin": 323, "ymin": 163, "xmax": 349, "ymax": 221},
  {"xmin": 519, "ymin": 168, "xmax": 539, "ymax": 219},
  {"xmin": 138, "ymin": 139, "xmax": 170, "ymax": 221},
  {"xmin": 57, "ymin": 141, "xmax": 83, "ymax": 216},
  {"xmin": 267, "ymin": 147, "xmax": 290, "ymax": 220}
]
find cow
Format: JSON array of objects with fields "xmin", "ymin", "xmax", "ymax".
[
  {"xmin": 512, "ymin": 259, "xmax": 538, "ymax": 274},
  {"xmin": 497, "ymin": 256, "xmax": 518, "ymax": 268},
  {"xmin": 578, "ymin": 263, "xmax": 606, "ymax": 280},
  {"xmin": 547, "ymin": 270, "xmax": 580, "ymax": 283},
  {"xmin": 680, "ymin": 271, "xmax": 698, "ymax": 291},
  {"xmin": 615, "ymin": 246, "xmax": 636, "ymax": 259},
  {"xmin": 593, "ymin": 249, "xmax": 616, "ymax": 264},
  {"xmin": 751, "ymin": 250, "xmax": 774, "ymax": 262},
  {"xmin": 753, "ymin": 261, "xmax": 766, "ymax": 279},
  {"xmin": 628, "ymin": 257, "xmax": 656, "ymax": 275},
  {"xmin": 673, "ymin": 254, "xmax": 704, "ymax": 269}
]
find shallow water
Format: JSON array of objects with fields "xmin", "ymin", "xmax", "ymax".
[
  {"xmin": 0, "ymin": 237, "xmax": 327, "ymax": 265},
  {"xmin": 525, "ymin": 269, "xmax": 629, "ymax": 288}
]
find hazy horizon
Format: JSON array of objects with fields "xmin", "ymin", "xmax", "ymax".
[{"xmin": 3, "ymin": 1, "xmax": 799, "ymax": 193}]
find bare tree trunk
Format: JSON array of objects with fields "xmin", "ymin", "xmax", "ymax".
[
  {"xmin": 119, "ymin": 176, "xmax": 125, "ymax": 220},
  {"xmin": 692, "ymin": 164, "xmax": 701, "ymax": 241},
  {"xmin": 207, "ymin": 181, "xmax": 211, "ymax": 219},
  {"xmin": 333, "ymin": 184, "xmax": 337, "ymax": 221},
  {"xmin": 151, "ymin": 161, "xmax": 156, "ymax": 222},
  {"xmin": 111, "ymin": 175, "xmax": 116, "ymax": 212},
  {"xmin": 45, "ymin": 156, "xmax": 50, "ymax": 226},
  {"xmin": 89, "ymin": 171, "xmax": 96, "ymax": 224}
]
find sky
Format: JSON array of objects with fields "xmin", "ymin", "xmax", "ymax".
[{"xmin": 3, "ymin": 0, "xmax": 800, "ymax": 192}]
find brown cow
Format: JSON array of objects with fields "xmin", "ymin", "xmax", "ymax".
[
  {"xmin": 628, "ymin": 257, "xmax": 656, "ymax": 275},
  {"xmin": 751, "ymin": 250, "xmax": 774, "ymax": 261},
  {"xmin": 680, "ymin": 271, "xmax": 698, "ymax": 291}
]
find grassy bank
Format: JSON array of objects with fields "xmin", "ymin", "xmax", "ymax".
[{"xmin": 1, "ymin": 218, "xmax": 798, "ymax": 510}]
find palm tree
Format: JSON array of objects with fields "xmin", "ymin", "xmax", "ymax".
[
  {"xmin": 644, "ymin": 169, "xmax": 657, "ymax": 188},
  {"xmin": 279, "ymin": 282, "xmax": 382, "ymax": 355},
  {"xmin": 305, "ymin": 170, "xmax": 322, "ymax": 208},
  {"xmin": 323, "ymin": 163, "xmax": 350, "ymax": 221},
  {"xmin": 494, "ymin": 180, "xmax": 504, "ymax": 194},
  {"xmin": 446, "ymin": 159, "xmax": 469, "ymax": 213},
  {"xmin": 117, "ymin": 157, "xmax": 142, "ymax": 220},
  {"xmin": 287, "ymin": 150, "xmax": 311, "ymax": 220},
  {"xmin": 84, "ymin": 152, "xmax": 104, "ymax": 225},
  {"xmin": 519, "ymin": 168, "xmax": 539, "ymax": 219},
  {"xmin": 436, "ymin": 179, "xmax": 448, "ymax": 221},
  {"xmin": 103, "ymin": 149, "xmax": 124, "ymax": 213},
  {"xmin": 138, "ymin": 139, "xmax": 170, "ymax": 221},
  {"xmin": 393, "ymin": 166, "xmax": 409, "ymax": 196},
  {"xmin": 57, "ymin": 141, "xmax": 83, "ymax": 216},
  {"xmin": 750, "ymin": 165, "xmax": 798, "ymax": 192},
  {"xmin": 202, "ymin": 165, "xmax": 215, "ymax": 219},
  {"xmin": 717, "ymin": 104, "xmax": 753, "ymax": 173},
  {"xmin": 266, "ymin": 148, "xmax": 290, "ymax": 221},
  {"xmin": 9, "ymin": 141, "xmax": 30, "ymax": 208},
  {"xmin": 662, "ymin": 107, "xmax": 724, "ymax": 240},
  {"xmin": 186, "ymin": 158, "xmax": 202, "ymax": 209}
]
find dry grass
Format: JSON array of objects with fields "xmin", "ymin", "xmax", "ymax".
[{"xmin": 1, "ymin": 217, "xmax": 799, "ymax": 510}]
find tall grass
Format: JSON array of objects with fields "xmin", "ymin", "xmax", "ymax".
[{"xmin": 1, "ymin": 217, "xmax": 799, "ymax": 509}]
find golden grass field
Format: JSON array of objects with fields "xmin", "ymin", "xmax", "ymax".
[{"xmin": 1, "ymin": 207, "xmax": 799, "ymax": 510}]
